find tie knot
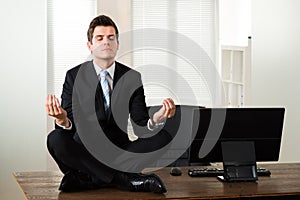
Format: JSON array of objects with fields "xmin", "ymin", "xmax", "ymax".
[{"xmin": 100, "ymin": 70, "xmax": 109, "ymax": 79}]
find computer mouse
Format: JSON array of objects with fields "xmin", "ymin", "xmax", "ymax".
[{"xmin": 170, "ymin": 167, "xmax": 182, "ymax": 176}]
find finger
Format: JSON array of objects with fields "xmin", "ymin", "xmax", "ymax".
[
  {"xmin": 46, "ymin": 94, "xmax": 52, "ymax": 107},
  {"xmin": 49, "ymin": 95, "xmax": 59, "ymax": 115},
  {"xmin": 163, "ymin": 98, "xmax": 171, "ymax": 109},
  {"xmin": 55, "ymin": 98, "xmax": 63, "ymax": 114},
  {"xmin": 47, "ymin": 95, "xmax": 55, "ymax": 115},
  {"xmin": 165, "ymin": 98, "xmax": 176, "ymax": 118},
  {"xmin": 162, "ymin": 101, "xmax": 171, "ymax": 118},
  {"xmin": 48, "ymin": 103, "xmax": 54, "ymax": 116},
  {"xmin": 166, "ymin": 98, "xmax": 175, "ymax": 108},
  {"xmin": 168, "ymin": 108, "xmax": 176, "ymax": 118},
  {"xmin": 53, "ymin": 98, "xmax": 59, "ymax": 113},
  {"xmin": 160, "ymin": 102, "xmax": 166, "ymax": 117},
  {"xmin": 52, "ymin": 98, "xmax": 61, "ymax": 115}
]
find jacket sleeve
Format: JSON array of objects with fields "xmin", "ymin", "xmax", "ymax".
[
  {"xmin": 128, "ymin": 72, "xmax": 152, "ymax": 135},
  {"xmin": 54, "ymin": 69, "xmax": 76, "ymax": 133}
]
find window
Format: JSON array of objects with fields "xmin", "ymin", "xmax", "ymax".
[
  {"xmin": 47, "ymin": 0, "xmax": 96, "ymax": 96},
  {"xmin": 131, "ymin": 0, "xmax": 220, "ymax": 107}
]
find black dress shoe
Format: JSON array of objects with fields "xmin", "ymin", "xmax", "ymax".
[
  {"xmin": 59, "ymin": 171, "xmax": 103, "ymax": 192},
  {"xmin": 129, "ymin": 174, "xmax": 167, "ymax": 194}
]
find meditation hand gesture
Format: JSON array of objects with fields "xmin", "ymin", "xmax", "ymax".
[
  {"xmin": 152, "ymin": 98, "xmax": 176, "ymax": 124},
  {"xmin": 45, "ymin": 94, "xmax": 69, "ymax": 128}
]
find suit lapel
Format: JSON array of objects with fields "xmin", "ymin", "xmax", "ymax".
[
  {"xmin": 95, "ymin": 81, "xmax": 107, "ymax": 120},
  {"xmin": 74, "ymin": 61, "xmax": 106, "ymax": 121},
  {"xmin": 107, "ymin": 62, "xmax": 120, "ymax": 121},
  {"xmin": 113, "ymin": 62, "xmax": 123, "ymax": 88}
]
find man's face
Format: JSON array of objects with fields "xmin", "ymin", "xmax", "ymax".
[{"xmin": 87, "ymin": 26, "xmax": 119, "ymax": 61}]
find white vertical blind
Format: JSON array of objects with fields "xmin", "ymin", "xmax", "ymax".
[
  {"xmin": 132, "ymin": 0, "xmax": 218, "ymax": 106},
  {"xmin": 47, "ymin": 0, "xmax": 96, "ymax": 97}
]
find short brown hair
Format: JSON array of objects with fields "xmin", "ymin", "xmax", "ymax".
[{"xmin": 87, "ymin": 15, "xmax": 119, "ymax": 42}]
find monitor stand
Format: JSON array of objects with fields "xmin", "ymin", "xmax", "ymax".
[{"xmin": 218, "ymin": 141, "xmax": 258, "ymax": 182}]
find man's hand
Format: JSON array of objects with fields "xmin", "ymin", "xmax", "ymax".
[
  {"xmin": 152, "ymin": 98, "xmax": 176, "ymax": 124},
  {"xmin": 46, "ymin": 94, "xmax": 69, "ymax": 128}
]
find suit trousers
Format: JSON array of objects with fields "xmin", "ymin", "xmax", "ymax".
[{"xmin": 47, "ymin": 128, "xmax": 172, "ymax": 184}]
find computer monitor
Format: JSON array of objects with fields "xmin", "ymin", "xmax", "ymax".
[{"xmin": 189, "ymin": 108, "xmax": 285, "ymax": 164}]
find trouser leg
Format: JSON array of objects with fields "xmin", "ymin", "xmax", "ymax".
[
  {"xmin": 46, "ymin": 129, "xmax": 115, "ymax": 183},
  {"xmin": 47, "ymin": 129, "xmax": 77, "ymax": 174},
  {"xmin": 126, "ymin": 130, "xmax": 172, "ymax": 153},
  {"xmin": 112, "ymin": 130, "xmax": 173, "ymax": 172}
]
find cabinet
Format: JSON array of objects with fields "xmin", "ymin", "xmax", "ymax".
[{"xmin": 221, "ymin": 38, "xmax": 251, "ymax": 107}]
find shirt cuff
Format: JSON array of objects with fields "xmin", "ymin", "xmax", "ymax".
[
  {"xmin": 56, "ymin": 119, "xmax": 72, "ymax": 130},
  {"xmin": 147, "ymin": 118, "xmax": 165, "ymax": 131}
]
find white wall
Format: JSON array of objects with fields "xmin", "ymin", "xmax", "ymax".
[
  {"xmin": 0, "ymin": 0, "xmax": 47, "ymax": 199},
  {"xmin": 219, "ymin": 0, "xmax": 251, "ymax": 46},
  {"xmin": 252, "ymin": 0, "xmax": 300, "ymax": 162}
]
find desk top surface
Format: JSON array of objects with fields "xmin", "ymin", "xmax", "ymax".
[{"xmin": 14, "ymin": 163, "xmax": 300, "ymax": 200}]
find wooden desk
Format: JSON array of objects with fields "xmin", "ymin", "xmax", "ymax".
[{"xmin": 14, "ymin": 163, "xmax": 300, "ymax": 200}]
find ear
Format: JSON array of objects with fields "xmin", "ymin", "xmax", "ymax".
[{"xmin": 87, "ymin": 41, "xmax": 92, "ymax": 51}]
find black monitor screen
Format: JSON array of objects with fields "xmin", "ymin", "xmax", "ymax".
[{"xmin": 189, "ymin": 108, "xmax": 285, "ymax": 163}]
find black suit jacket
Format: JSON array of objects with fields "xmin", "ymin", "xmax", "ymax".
[{"xmin": 57, "ymin": 61, "xmax": 151, "ymax": 148}]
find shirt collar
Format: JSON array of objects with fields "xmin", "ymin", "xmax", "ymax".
[{"xmin": 93, "ymin": 60, "xmax": 115, "ymax": 80}]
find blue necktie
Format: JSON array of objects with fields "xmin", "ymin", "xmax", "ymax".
[{"xmin": 100, "ymin": 70, "xmax": 111, "ymax": 111}]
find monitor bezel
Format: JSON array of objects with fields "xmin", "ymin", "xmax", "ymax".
[{"xmin": 189, "ymin": 107, "xmax": 285, "ymax": 164}]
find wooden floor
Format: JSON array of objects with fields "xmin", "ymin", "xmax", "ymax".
[{"xmin": 14, "ymin": 163, "xmax": 300, "ymax": 200}]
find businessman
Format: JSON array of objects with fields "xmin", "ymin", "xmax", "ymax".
[{"xmin": 46, "ymin": 15, "xmax": 176, "ymax": 194}]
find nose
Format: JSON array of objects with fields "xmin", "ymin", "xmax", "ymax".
[{"xmin": 102, "ymin": 37, "xmax": 110, "ymax": 45}]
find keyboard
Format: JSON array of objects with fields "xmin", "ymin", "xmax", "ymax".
[{"xmin": 188, "ymin": 167, "xmax": 271, "ymax": 177}]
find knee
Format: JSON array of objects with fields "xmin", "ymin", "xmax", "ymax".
[
  {"xmin": 158, "ymin": 129, "xmax": 173, "ymax": 143},
  {"xmin": 47, "ymin": 129, "xmax": 72, "ymax": 155},
  {"xmin": 47, "ymin": 129, "xmax": 63, "ymax": 147}
]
